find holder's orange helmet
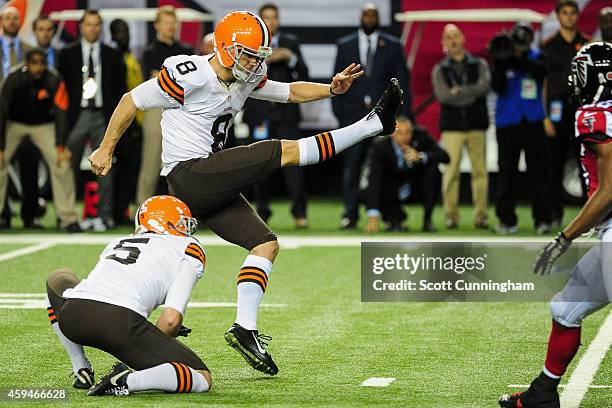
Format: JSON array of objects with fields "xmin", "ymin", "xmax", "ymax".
[
  {"xmin": 135, "ymin": 195, "xmax": 197, "ymax": 237},
  {"xmin": 213, "ymin": 11, "xmax": 272, "ymax": 82}
]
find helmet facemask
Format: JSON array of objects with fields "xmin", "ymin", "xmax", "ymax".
[
  {"xmin": 226, "ymin": 35, "xmax": 271, "ymax": 83},
  {"xmin": 173, "ymin": 215, "xmax": 198, "ymax": 236}
]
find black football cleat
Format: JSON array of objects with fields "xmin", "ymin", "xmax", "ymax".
[
  {"xmin": 72, "ymin": 367, "xmax": 95, "ymax": 389},
  {"xmin": 498, "ymin": 390, "xmax": 560, "ymax": 408},
  {"xmin": 224, "ymin": 323, "xmax": 279, "ymax": 376},
  {"xmin": 369, "ymin": 77, "xmax": 403, "ymax": 135},
  {"xmin": 88, "ymin": 362, "xmax": 131, "ymax": 396}
]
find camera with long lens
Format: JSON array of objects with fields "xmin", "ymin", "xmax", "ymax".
[{"xmin": 488, "ymin": 23, "xmax": 534, "ymax": 61}]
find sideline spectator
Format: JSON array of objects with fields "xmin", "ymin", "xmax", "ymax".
[
  {"xmin": 58, "ymin": 9, "xmax": 126, "ymax": 231},
  {"xmin": 490, "ymin": 23, "xmax": 551, "ymax": 235},
  {"xmin": 598, "ymin": 7, "xmax": 612, "ymax": 43},
  {"xmin": 541, "ymin": 0, "xmax": 589, "ymax": 228},
  {"xmin": 0, "ymin": 48, "xmax": 81, "ymax": 232},
  {"xmin": 198, "ymin": 33, "xmax": 214, "ymax": 55},
  {"xmin": 364, "ymin": 116, "xmax": 449, "ymax": 233},
  {"xmin": 0, "ymin": 5, "xmax": 42, "ymax": 229},
  {"xmin": 242, "ymin": 2, "xmax": 310, "ymax": 228},
  {"xmin": 137, "ymin": 6, "xmax": 193, "ymax": 206},
  {"xmin": 33, "ymin": 15, "xmax": 57, "ymax": 68},
  {"xmin": 431, "ymin": 24, "xmax": 490, "ymax": 230},
  {"xmin": 110, "ymin": 18, "xmax": 143, "ymax": 225},
  {"xmin": 333, "ymin": 3, "xmax": 412, "ymax": 230}
]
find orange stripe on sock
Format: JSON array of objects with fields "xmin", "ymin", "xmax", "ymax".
[
  {"xmin": 172, "ymin": 362, "xmax": 186, "ymax": 393},
  {"xmin": 240, "ymin": 268, "xmax": 268, "ymax": 283},
  {"xmin": 237, "ymin": 274, "xmax": 267, "ymax": 290},
  {"xmin": 316, "ymin": 134, "xmax": 328, "ymax": 160},
  {"xmin": 323, "ymin": 132, "xmax": 334, "ymax": 158},
  {"xmin": 180, "ymin": 364, "xmax": 192, "ymax": 393}
]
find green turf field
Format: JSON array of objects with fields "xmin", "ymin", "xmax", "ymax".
[{"xmin": 0, "ymin": 201, "xmax": 609, "ymax": 407}]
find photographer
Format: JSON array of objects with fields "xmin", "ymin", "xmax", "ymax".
[{"xmin": 489, "ymin": 23, "xmax": 551, "ymax": 235}]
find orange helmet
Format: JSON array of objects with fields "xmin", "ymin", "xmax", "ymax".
[
  {"xmin": 213, "ymin": 11, "xmax": 272, "ymax": 82},
  {"xmin": 135, "ymin": 195, "xmax": 197, "ymax": 237}
]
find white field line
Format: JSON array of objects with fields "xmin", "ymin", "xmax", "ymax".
[
  {"xmin": 0, "ymin": 234, "xmax": 554, "ymax": 248},
  {"xmin": 0, "ymin": 294, "xmax": 286, "ymax": 309},
  {"xmin": 0, "ymin": 242, "xmax": 55, "ymax": 262},
  {"xmin": 560, "ymin": 309, "xmax": 612, "ymax": 408},
  {"xmin": 508, "ymin": 384, "xmax": 612, "ymax": 389},
  {"xmin": 361, "ymin": 377, "xmax": 397, "ymax": 387}
]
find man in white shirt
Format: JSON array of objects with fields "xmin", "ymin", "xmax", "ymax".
[
  {"xmin": 45, "ymin": 195, "xmax": 211, "ymax": 396},
  {"xmin": 89, "ymin": 10, "xmax": 402, "ymax": 377}
]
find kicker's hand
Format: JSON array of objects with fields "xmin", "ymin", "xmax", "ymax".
[
  {"xmin": 534, "ymin": 232, "xmax": 572, "ymax": 275},
  {"xmin": 88, "ymin": 147, "xmax": 113, "ymax": 177},
  {"xmin": 177, "ymin": 325, "xmax": 192, "ymax": 337},
  {"xmin": 330, "ymin": 63, "xmax": 364, "ymax": 95}
]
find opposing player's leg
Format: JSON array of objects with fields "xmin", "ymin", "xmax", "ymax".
[
  {"xmin": 203, "ymin": 194, "xmax": 280, "ymax": 375},
  {"xmin": 280, "ymin": 77, "xmax": 402, "ymax": 167},
  {"xmin": 499, "ymin": 243, "xmax": 610, "ymax": 407},
  {"xmin": 45, "ymin": 268, "xmax": 94, "ymax": 389}
]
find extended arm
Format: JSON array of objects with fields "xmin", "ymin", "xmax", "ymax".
[{"xmin": 88, "ymin": 93, "xmax": 137, "ymax": 176}]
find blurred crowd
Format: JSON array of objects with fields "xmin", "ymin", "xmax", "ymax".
[{"xmin": 0, "ymin": 1, "xmax": 610, "ymax": 233}]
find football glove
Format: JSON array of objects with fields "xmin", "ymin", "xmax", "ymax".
[
  {"xmin": 177, "ymin": 325, "xmax": 192, "ymax": 337},
  {"xmin": 533, "ymin": 232, "xmax": 572, "ymax": 275}
]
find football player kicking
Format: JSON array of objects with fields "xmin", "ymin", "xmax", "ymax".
[
  {"xmin": 45, "ymin": 195, "xmax": 211, "ymax": 396},
  {"xmin": 88, "ymin": 10, "xmax": 402, "ymax": 376},
  {"xmin": 499, "ymin": 42, "xmax": 612, "ymax": 408}
]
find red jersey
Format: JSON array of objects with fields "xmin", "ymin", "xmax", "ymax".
[{"xmin": 574, "ymin": 100, "xmax": 612, "ymax": 198}]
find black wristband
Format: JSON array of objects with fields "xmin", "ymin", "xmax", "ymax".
[{"xmin": 329, "ymin": 84, "xmax": 340, "ymax": 96}]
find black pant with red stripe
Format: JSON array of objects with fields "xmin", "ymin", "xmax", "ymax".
[{"xmin": 166, "ymin": 140, "xmax": 282, "ymax": 251}]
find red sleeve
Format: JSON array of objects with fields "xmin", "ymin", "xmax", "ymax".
[{"xmin": 575, "ymin": 107, "xmax": 612, "ymax": 144}]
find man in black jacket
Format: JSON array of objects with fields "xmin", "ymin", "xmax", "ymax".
[
  {"xmin": 541, "ymin": 0, "xmax": 590, "ymax": 228},
  {"xmin": 242, "ymin": 3, "xmax": 310, "ymax": 227},
  {"xmin": 363, "ymin": 116, "xmax": 449, "ymax": 232},
  {"xmin": 0, "ymin": 48, "xmax": 80, "ymax": 232},
  {"xmin": 58, "ymin": 9, "xmax": 126, "ymax": 230},
  {"xmin": 333, "ymin": 3, "xmax": 412, "ymax": 230}
]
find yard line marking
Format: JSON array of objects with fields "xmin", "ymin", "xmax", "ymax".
[
  {"xmin": 0, "ymin": 293, "xmax": 45, "ymax": 298},
  {"xmin": 0, "ymin": 242, "xmax": 55, "ymax": 263},
  {"xmin": 361, "ymin": 377, "xmax": 396, "ymax": 387},
  {"xmin": 561, "ymin": 309, "xmax": 612, "ymax": 408},
  {"xmin": 508, "ymin": 384, "xmax": 612, "ymax": 389},
  {"xmin": 0, "ymin": 234, "xmax": 555, "ymax": 247}
]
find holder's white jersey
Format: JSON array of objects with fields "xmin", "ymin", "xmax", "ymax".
[
  {"xmin": 63, "ymin": 233, "xmax": 205, "ymax": 318},
  {"xmin": 130, "ymin": 54, "xmax": 290, "ymax": 176}
]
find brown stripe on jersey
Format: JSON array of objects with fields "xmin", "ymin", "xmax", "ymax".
[
  {"xmin": 161, "ymin": 67, "xmax": 184, "ymax": 97},
  {"xmin": 324, "ymin": 132, "xmax": 336, "ymax": 157},
  {"xmin": 158, "ymin": 68, "xmax": 184, "ymax": 105},
  {"xmin": 185, "ymin": 244, "xmax": 205, "ymax": 266}
]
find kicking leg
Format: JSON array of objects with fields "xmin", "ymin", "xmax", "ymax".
[
  {"xmin": 46, "ymin": 268, "xmax": 94, "ymax": 389},
  {"xmin": 281, "ymin": 78, "xmax": 403, "ymax": 167}
]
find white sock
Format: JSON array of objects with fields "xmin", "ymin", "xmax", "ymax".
[
  {"xmin": 126, "ymin": 362, "xmax": 209, "ymax": 393},
  {"xmin": 542, "ymin": 366, "xmax": 562, "ymax": 380},
  {"xmin": 298, "ymin": 113, "xmax": 383, "ymax": 165},
  {"xmin": 235, "ymin": 254, "xmax": 273, "ymax": 330},
  {"xmin": 47, "ymin": 299, "xmax": 91, "ymax": 374}
]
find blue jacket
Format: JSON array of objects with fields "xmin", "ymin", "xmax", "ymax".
[{"xmin": 494, "ymin": 49, "xmax": 546, "ymax": 128}]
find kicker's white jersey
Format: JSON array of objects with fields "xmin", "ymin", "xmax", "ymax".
[
  {"xmin": 63, "ymin": 233, "xmax": 205, "ymax": 318},
  {"xmin": 131, "ymin": 54, "xmax": 289, "ymax": 176}
]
